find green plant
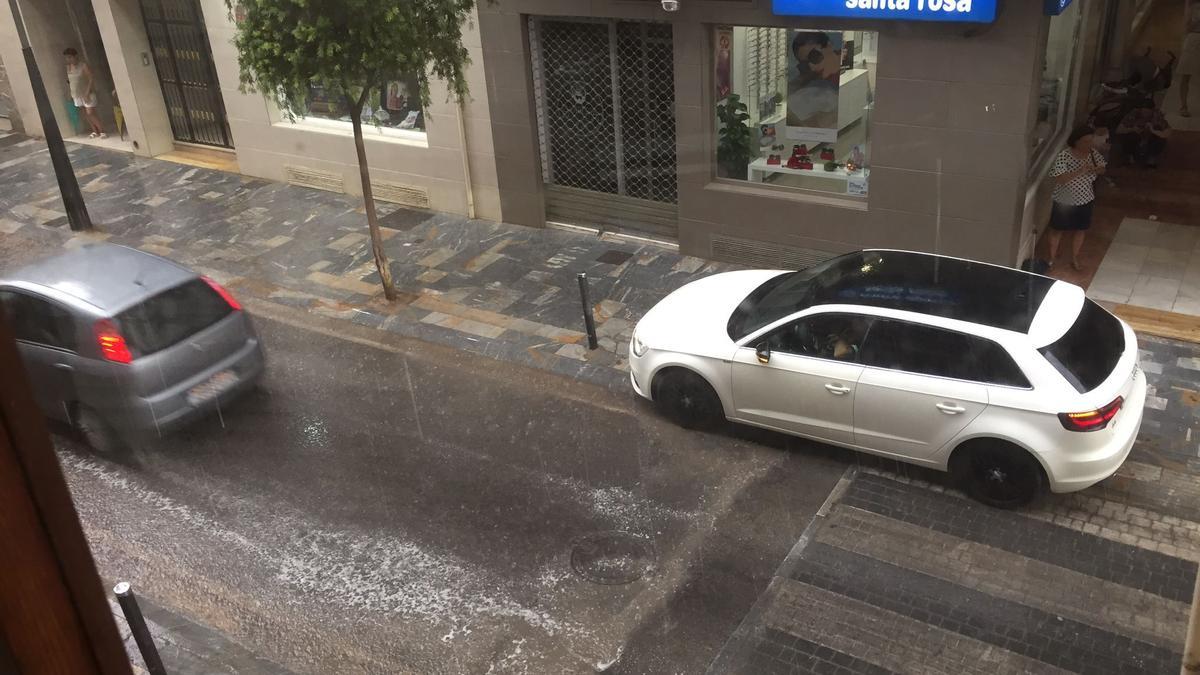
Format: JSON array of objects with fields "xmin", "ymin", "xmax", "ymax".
[
  {"xmin": 716, "ymin": 94, "xmax": 754, "ymax": 180},
  {"xmin": 226, "ymin": 0, "xmax": 483, "ymax": 301}
]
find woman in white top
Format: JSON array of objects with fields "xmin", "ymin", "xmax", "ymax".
[
  {"xmin": 63, "ymin": 47, "xmax": 105, "ymax": 138},
  {"xmin": 1046, "ymin": 125, "xmax": 1106, "ymax": 271}
]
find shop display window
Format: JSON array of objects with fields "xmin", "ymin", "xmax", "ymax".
[
  {"xmin": 714, "ymin": 27, "xmax": 876, "ymax": 197},
  {"xmin": 1031, "ymin": 1, "xmax": 1082, "ymax": 158},
  {"xmin": 298, "ymin": 77, "xmax": 426, "ymax": 133}
]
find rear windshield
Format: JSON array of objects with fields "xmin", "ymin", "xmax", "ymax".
[
  {"xmin": 1039, "ymin": 300, "xmax": 1125, "ymax": 393},
  {"xmin": 117, "ymin": 279, "xmax": 233, "ymax": 356}
]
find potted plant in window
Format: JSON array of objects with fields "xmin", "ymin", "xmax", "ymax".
[{"xmin": 717, "ymin": 94, "xmax": 754, "ymax": 180}]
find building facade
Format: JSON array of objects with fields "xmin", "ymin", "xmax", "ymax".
[
  {"xmin": 0, "ymin": 0, "xmax": 1138, "ymax": 269},
  {"xmin": 475, "ymin": 0, "xmax": 1111, "ymax": 267},
  {"xmin": 0, "ymin": 0, "xmax": 501, "ymax": 221}
]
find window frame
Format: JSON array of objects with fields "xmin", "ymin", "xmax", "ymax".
[
  {"xmin": 858, "ymin": 318, "xmax": 1032, "ymax": 389},
  {"xmin": 709, "ymin": 24, "xmax": 875, "ymax": 202},
  {"xmin": 754, "ymin": 311, "xmax": 876, "ymax": 364},
  {"xmin": 0, "ymin": 290, "xmax": 79, "ymax": 354}
]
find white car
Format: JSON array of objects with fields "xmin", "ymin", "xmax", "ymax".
[{"xmin": 629, "ymin": 250, "xmax": 1145, "ymax": 508}]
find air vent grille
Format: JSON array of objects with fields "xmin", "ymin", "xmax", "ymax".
[
  {"xmin": 284, "ymin": 165, "xmax": 344, "ymax": 193},
  {"xmin": 371, "ymin": 180, "xmax": 430, "ymax": 209}
]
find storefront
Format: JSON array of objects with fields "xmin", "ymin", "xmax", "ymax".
[
  {"xmin": 478, "ymin": 0, "xmax": 1097, "ymax": 267},
  {"xmin": 0, "ymin": 0, "xmax": 500, "ymax": 220}
]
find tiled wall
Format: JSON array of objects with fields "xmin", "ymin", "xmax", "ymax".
[{"xmin": 479, "ymin": 0, "xmax": 1055, "ymax": 265}]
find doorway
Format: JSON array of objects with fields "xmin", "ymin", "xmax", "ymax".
[
  {"xmin": 138, "ymin": 0, "xmax": 232, "ymax": 147},
  {"xmin": 529, "ymin": 18, "xmax": 678, "ymax": 239}
]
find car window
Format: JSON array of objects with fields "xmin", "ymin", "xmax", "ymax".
[
  {"xmin": 0, "ymin": 290, "xmax": 78, "ymax": 351},
  {"xmin": 760, "ymin": 313, "xmax": 873, "ymax": 363},
  {"xmin": 1039, "ymin": 299, "xmax": 1124, "ymax": 393},
  {"xmin": 116, "ymin": 279, "xmax": 233, "ymax": 356},
  {"xmin": 860, "ymin": 319, "xmax": 1030, "ymax": 387}
]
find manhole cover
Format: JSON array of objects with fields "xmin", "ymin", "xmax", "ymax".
[{"xmin": 570, "ymin": 531, "xmax": 656, "ymax": 585}]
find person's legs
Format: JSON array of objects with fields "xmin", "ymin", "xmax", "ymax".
[
  {"xmin": 1071, "ymin": 230, "xmax": 1086, "ymax": 269},
  {"xmin": 1047, "ymin": 229, "xmax": 1062, "ymax": 262},
  {"xmin": 83, "ymin": 106, "xmax": 103, "ymax": 135}
]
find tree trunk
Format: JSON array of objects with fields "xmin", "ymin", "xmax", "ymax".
[{"xmin": 348, "ymin": 92, "xmax": 398, "ymax": 302}]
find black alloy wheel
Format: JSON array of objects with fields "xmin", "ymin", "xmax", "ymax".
[
  {"xmin": 655, "ymin": 370, "xmax": 722, "ymax": 430},
  {"xmin": 957, "ymin": 444, "xmax": 1044, "ymax": 509}
]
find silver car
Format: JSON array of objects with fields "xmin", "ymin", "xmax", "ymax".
[{"xmin": 0, "ymin": 243, "xmax": 265, "ymax": 456}]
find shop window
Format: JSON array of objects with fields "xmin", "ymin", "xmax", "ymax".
[
  {"xmin": 1031, "ymin": 1, "xmax": 1082, "ymax": 157},
  {"xmin": 714, "ymin": 27, "xmax": 875, "ymax": 197},
  {"xmin": 297, "ymin": 77, "xmax": 425, "ymax": 134}
]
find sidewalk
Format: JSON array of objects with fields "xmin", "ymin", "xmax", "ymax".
[
  {"xmin": 109, "ymin": 590, "xmax": 293, "ymax": 675},
  {"xmin": 0, "ymin": 132, "xmax": 733, "ymax": 393},
  {"xmin": 708, "ymin": 331, "xmax": 1200, "ymax": 674}
]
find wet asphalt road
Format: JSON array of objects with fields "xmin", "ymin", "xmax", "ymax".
[{"xmin": 56, "ymin": 300, "xmax": 846, "ymax": 674}]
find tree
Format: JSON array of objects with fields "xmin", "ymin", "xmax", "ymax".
[{"xmin": 226, "ymin": 0, "xmax": 479, "ymax": 301}]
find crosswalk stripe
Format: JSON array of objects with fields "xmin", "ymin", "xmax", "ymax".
[
  {"xmin": 820, "ymin": 505, "xmax": 1189, "ymax": 650},
  {"xmin": 763, "ymin": 579, "xmax": 1075, "ymax": 675}
]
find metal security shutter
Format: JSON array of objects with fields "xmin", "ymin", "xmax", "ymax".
[{"xmin": 531, "ymin": 18, "xmax": 678, "ymax": 238}]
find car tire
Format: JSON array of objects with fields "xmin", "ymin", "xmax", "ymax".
[
  {"xmin": 952, "ymin": 442, "xmax": 1045, "ymax": 509},
  {"xmin": 75, "ymin": 405, "xmax": 131, "ymax": 462},
  {"xmin": 654, "ymin": 369, "xmax": 723, "ymax": 430}
]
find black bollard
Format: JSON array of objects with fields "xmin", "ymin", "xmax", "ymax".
[
  {"xmin": 114, "ymin": 582, "xmax": 167, "ymax": 675},
  {"xmin": 577, "ymin": 272, "xmax": 599, "ymax": 350}
]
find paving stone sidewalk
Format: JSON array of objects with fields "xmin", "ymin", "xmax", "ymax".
[
  {"xmin": 0, "ymin": 132, "xmax": 733, "ymax": 392},
  {"xmin": 709, "ymin": 333, "xmax": 1200, "ymax": 674}
]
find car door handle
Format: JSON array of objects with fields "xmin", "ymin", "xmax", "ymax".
[
  {"xmin": 936, "ymin": 403, "xmax": 967, "ymax": 415},
  {"xmin": 53, "ymin": 363, "xmax": 74, "ymax": 373},
  {"xmin": 824, "ymin": 383, "xmax": 851, "ymax": 396}
]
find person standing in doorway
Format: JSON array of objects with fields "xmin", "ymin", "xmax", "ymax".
[
  {"xmin": 63, "ymin": 48, "xmax": 104, "ymax": 138},
  {"xmin": 1046, "ymin": 126, "xmax": 1106, "ymax": 271},
  {"xmin": 1180, "ymin": 0, "xmax": 1200, "ymax": 117}
]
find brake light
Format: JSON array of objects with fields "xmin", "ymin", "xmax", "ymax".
[
  {"xmin": 1058, "ymin": 397, "xmax": 1123, "ymax": 432},
  {"xmin": 203, "ymin": 276, "xmax": 242, "ymax": 311},
  {"xmin": 94, "ymin": 319, "xmax": 133, "ymax": 364}
]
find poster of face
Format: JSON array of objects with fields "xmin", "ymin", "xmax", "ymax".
[
  {"xmin": 715, "ymin": 28, "xmax": 733, "ymax": 101},
  {"xmin": 786, "ymin": 30, "xmax": 843, "ymax": 143}
]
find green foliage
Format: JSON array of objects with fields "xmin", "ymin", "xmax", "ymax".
[
  {"xmin": 226, "ymin": 0, "xmax": 480, "ymax": 115},
  {"xmin": 716, "ymin": 94, "xmax": 753, "ymax": 180}
]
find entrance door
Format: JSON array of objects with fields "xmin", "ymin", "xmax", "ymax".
[
  {"xmin": 139, "ymin": 0, "xmax": 232, "ymax": 147},
  {"xmin": 530, "ymin": 18, "xmax": 677, "ymax": 239}
]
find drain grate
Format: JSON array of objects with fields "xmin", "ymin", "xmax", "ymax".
[{"xmin": 570, "ymin": 531, "xmax": 656, "ymax": 585}]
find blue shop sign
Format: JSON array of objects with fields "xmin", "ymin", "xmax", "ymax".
[
  {"xmin": 1044, "ymin": 0, "xmax": 1074, "ymax": 15},
  {"xmin": 772, "ymin": 0, "xmax": 999, "ymax": 24}
]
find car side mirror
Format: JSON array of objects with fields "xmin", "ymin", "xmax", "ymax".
[{"xmin": 755, "ymin": 342, "xmax": 771, "ymax": 364}]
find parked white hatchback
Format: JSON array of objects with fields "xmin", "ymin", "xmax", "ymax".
[{"xmin": 629, "ymin": 250, "xmax": 1145, "ymax": 508}]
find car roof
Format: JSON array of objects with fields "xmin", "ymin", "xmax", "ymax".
[
  {"xmin": 0, "ymin": 243, "xmax": 196, "ymax": 313},
  {"xmin": 810, "ymin": 250, "xmax": 1059, "ymax": 334}
]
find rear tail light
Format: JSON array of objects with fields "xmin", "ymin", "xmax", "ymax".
[
  {"xmin": 202, "ymin": 276, "xmax": 242, "ymax": 311},
  {"xmin": 94, "ymin": 319, "xmax": 133, "ymax": 364},
  {"xmin": 1058, "ymin": 396, "xmax": 1124, "ymax": 432}
]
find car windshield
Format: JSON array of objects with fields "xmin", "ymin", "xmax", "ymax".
[
  {"xmin": 116, "ymin": 279, "xmax": 233, "ymax": 356},
  {"xmin": 1039, "ymin": 299, "xmax": 1126, "ymax": 393},
  {"xmin": 727, "ymin": 252, "xmax": 876, "ymax": 341}
]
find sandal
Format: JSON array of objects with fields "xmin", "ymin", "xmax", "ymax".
[{"xmin": 1071, "ymin": 260, "xmax": 1083, "ymax": 271}]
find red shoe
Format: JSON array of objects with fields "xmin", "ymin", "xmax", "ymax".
[
  {"xmin": 820, "ymin": 148, "xmax": 835, "ymax": 161},
  {"xmin": 766, "ymin": 154, "xmax": 781, "ymax": 166},
  {"xmin": 786, "ymin": 155, "xmax": 803, "ymax": 169},
  {"xmin": 799, "ymin": 159, "xmax": 814, "ymax": 170},
  {"xmin": 797, "ymin": 144, "xmax": 808, "ymax": 156}
]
